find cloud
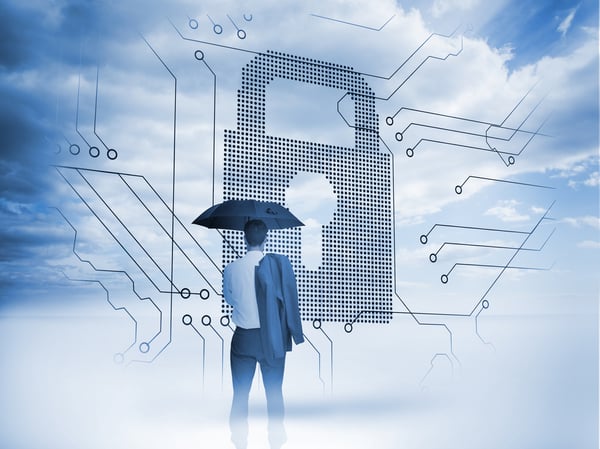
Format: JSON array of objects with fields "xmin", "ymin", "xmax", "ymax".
[
  {"xmin": 389, "ymin": 11, "xmax": 597, "ymax": 220},
  {"xmin": 551, "ymin": 155, "xmax": 596, "ymax": 178},
  {"xmin": 557, "ymin": 7, "xmax": 578, "ymax": 38},
  {"xmin": 577, "ymin": 239, "xmax": 600, "ymax": 249},
  {"xmin": 0, "ymin": 198, "xmax": 32, "ymax": 215},
  {"xmin": 547, "ymin": 154, "xmax": 598, "ymax": 190},
  {"xmin": 0, "ymin": 207, "xmax": 71, "ymax": 264},
  {"xmin": 431, "ymin": 0, "xmax": 480, "ymax": 18},
  {"xmin": 485, "ymin": 200, "xmax": 530, "ymax": 222},
  {"xmin": 0, "ymin": 0, "xmax": 598, "ymax": 314},
  {"xmin": 562, "ymin": 215, "xmax": 600, "ymax": 229},
  {"xmin": 583, "ymin": 171, "xmax": 600, "ymax": 187},
  {"xmin": 530, "ymin": 206, "xmax": 547, "ymax": 214},
  {"xmin": 566, "ymin": 169, "xmax": 599, "ymax": 190}
]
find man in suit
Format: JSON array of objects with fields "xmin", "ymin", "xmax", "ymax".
[{"xmin": 223, "ymin": 219, "xmax": 304, "ymax": 449}]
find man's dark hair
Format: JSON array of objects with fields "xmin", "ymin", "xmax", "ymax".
[{"xmin": 244, "ymin": 219, "xmax": 268, "ymax": 246}]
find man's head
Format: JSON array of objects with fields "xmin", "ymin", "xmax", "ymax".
[{"xmin": 244, "ymin": 219, "xmax": 268, "ymax": 248}]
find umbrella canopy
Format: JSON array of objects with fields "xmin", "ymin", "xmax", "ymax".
[{"xmin": 192, "ymin": 199, "xmax": 304, "ymax": 230}]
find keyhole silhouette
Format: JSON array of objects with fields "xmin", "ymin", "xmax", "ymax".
[{"xmin": 286, "ymin": 172, "xmax": 337, "ymax": 271}]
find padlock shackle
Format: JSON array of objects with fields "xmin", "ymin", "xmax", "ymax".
[{"xmin": 237, "ymin": 50, "xmax": 380, "ymax": 152}]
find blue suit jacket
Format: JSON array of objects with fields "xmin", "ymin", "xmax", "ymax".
[{"xmin": 255, "ymin": 253, "xmax": 304, "ymax": 363}]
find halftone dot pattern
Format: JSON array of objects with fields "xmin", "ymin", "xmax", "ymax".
[{"xmin": 223, "ymin": 50, "xmax": 393, "ymax": 323}]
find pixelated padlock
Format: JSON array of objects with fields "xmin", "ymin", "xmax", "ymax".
[{"xmin": 222, "ymin": 50, "xmax": 393, "ymax": 324}]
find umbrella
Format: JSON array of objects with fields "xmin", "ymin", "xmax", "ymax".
[{"xmin": 192, "ymin": 199, "xmax": 304, "ymax": 230}]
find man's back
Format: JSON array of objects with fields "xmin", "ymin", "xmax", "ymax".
[{"xmin": 223, "ymin": 250, "xmax": 264, "ymax": 329}]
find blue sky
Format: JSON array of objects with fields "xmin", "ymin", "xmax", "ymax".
[
  {"xmin": 0, "ymin": 0, "xmax": 598, "ymax": 447},
  {"xmin": 484, "ymin": 0, "xmax": 598, "ymax": 67}
]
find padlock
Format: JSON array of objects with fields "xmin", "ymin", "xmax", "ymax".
[{"xmin": 222, "ymin": 50, "xmax": 393, "ymax": 324}]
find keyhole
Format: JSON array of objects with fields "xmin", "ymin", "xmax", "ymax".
[{"xmin": 286, "ymin": 172, "xmax": 337, "ymax": 271}]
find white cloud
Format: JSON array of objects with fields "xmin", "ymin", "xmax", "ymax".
[
  {"xmin": 557, "ymin": 8, "xmax": 578, "ymax": 38},
  {"xmin": 530, "ymin": 206, "xmax": 547, "ymax": 214},
  {"xmin": 30, "ymin": 0, "xmax": 599, "ymax": 328},
  {"xmin": 0, "ymin": 198, "xmax": 32, "ymax": 215},
  {"xmin": 563, "ymin": 216, "xmax": 600, "ymax": 229},
  {"xmin": 553, "ymin": 158, "xmax": 593, "ymax": 178},
  {"xmin": 577, "ymin": 239, "xmax": 600, "ymax": 249},
  {"xmin": 583, "ymin": 171, "xmax": 600, "ymax": 187},
  {"xmin": 286, "ymin": 172, "xmax": 337, "ymax": 225},
  {"xmin": 552, "ymin": 155, "xmax": 599, "ymax": 189},
  {"xmin": 42, "ymin": 0, "xmax": 597, "ymax": 236},
  {"xmin": 485, "ymin": 200, "xmax": 530, "ymax": 222},
  {"xmin": 431, "ymin": 0, "xmax": 480, "ymax": 18}
]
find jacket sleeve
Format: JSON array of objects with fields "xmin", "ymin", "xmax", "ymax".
[{"xmin": 279, "ymin": 255, "xmax": 304, "ymax": 345}]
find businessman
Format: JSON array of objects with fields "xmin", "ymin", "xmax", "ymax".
[{"xmin": 223, "ymin": 219, "xmax": 304, "ymax": 449}]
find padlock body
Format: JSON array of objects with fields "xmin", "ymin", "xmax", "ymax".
[{"xmin": 222, "ymin": 51, "xmax": 393, "ymax": 324}]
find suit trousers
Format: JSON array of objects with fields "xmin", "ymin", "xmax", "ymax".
[{"xmin": 229, "ymin": 327, "xmax": 286, "ymax": 449}]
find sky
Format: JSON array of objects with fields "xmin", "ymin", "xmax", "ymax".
[{"xmin": 0, "ymin": 0, "xmax": 598, "ymax": 448}]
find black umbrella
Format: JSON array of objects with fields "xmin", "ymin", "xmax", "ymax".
[{"xmin": 192, "ymin": 199, "xmax": 304, "ymax": 230}]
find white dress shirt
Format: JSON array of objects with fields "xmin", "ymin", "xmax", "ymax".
[{"xmin": 223, "ymin": 250, "xmax": 264, "ymax": 329}]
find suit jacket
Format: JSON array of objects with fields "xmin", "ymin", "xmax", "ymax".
[{"xmin": 255, "ymin": 253, "xmax": 304, "ymax": 363}]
